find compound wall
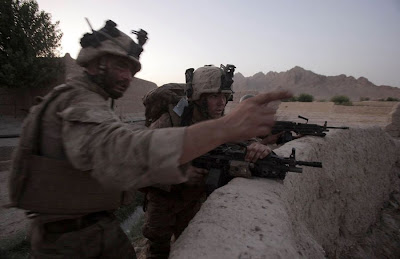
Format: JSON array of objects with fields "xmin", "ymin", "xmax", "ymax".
[{"xmin": 170, "ymin": 127, "xmax": 400, "ymax": 258}]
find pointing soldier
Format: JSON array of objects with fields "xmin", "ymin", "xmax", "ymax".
[{"xmin": 8, "ymin": 20, "xmax": 291, "ymax": 258}]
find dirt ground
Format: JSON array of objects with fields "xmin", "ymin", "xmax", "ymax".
[
  {"xmin": 0, "ymin": 169, "xmax": 28, "ymax": 242},
  {"xmin": 0, "ymin": 116, "xmax": 27, "ymax": 244}
]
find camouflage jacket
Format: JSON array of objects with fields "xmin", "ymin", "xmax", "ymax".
[{"xmin": 16, "ymin": 72, "xmax": 189, "ymax": 192}]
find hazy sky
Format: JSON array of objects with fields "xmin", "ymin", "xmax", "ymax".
[{"xmin": 36, "ymin": 0, "xmax": 400, "ymax": 87}]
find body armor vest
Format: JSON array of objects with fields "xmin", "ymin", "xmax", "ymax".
[{"xmin": 8, "ymin": 84, "xmax": 125, "ymax": 214}]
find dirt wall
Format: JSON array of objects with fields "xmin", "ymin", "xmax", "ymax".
[
  {"xmin": 0, "ymin": 87, "xmax": 53, "ymax": 117},
  {"xmin": 386, "ymin": 103, "xmax": 400, "ymax": 138},
  {"xmin": 226, "ymin": 99, "xmax": 399, "ymax": 128},
  {"xmin": 170, "ymin": 127, "xmax": 400, "ymax": 258},
  {"xmin": 0, "ymin": 54, "xmax": 156, "ymax": 119}
]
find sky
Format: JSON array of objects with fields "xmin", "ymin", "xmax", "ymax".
[{"xmin": 35, "ymin": 0, "xmax": 400, "ymax": 87}]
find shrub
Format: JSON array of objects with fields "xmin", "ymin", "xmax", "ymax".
[
  {"xmin": 297, "ymin": 93, "xmax": 314, "ymax": 102},
  {"xmin": 282, "ymin": 96, "xmax": 298, "ymax": 102},
  {"xmin": 360, "ymin": 97, "xmax": 370, "ymax": 101},
  {"xmin": 386, "ymin": 97, "xmax": 399, "ymax": 102},
  {"xmin": 330, "ymin": 95, "xmax": 353, "ymax": 105}
]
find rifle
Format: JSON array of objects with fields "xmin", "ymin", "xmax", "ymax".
[
  {"xmin": 272, "ymin": 115, "xmax": 349, "ymax": 144},
  {"xmin": 192, "ymin": 144, "xmax": 322, "ymax": 195}
]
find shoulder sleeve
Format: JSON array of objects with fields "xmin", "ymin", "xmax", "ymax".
[
  {"xmin": 150, "ymin": 113, "xmax": 172, "ymax": 129},
  {"xmin": 61, "ymin": 104, "xmax": 119, "ymax": 124},
  {"xmin": 60, "ymin": 101, "xmax": 188, "ymax": 190}
]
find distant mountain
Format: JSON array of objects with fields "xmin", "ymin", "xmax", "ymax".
[{"xmin": 233, "ymin": 66, "xmax": 400, "ymax": 101}]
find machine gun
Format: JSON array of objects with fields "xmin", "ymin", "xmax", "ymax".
[
  {"xmin": 272, "ymin": 115, "xmax": 349, "ymax": 144},
  {"xmin": 192, "ymin": 144, "xmax": 322, "ymax": 195}
]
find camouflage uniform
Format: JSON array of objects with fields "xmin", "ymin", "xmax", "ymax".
[
  {"xmin": 8, "ymin": 21, "xmax": 189, "ymax": 258},
  {"xmin": 142, "ymin": 65, "xmax": 235, "ymax": 259},
  {"xmin": 19, "ymin": 72, "xmax": 190, "ymax": 258},
  {"xmin": 142, "ymin": 113, "xmax": 206, "ymax": 259}
]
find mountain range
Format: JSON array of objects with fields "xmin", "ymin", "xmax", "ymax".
[
  {"xmin": 233, "ymin": 66, "xmax": 400, "ymax": 101},
  {"xmin": 65, "ymin": 52, "xmax": 400, "ymax": 103}
]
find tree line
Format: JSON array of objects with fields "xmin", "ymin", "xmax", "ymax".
[{"xmin": 0, "ymin": 0, "xmax": 63, "ymax": 89}]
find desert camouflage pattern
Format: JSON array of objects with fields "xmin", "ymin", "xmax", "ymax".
[
  {"xmin": 45, "ymin": 73, "xmax": 186, "ymax": 190},
  {"xmin": 146, "ymin": 112, "xmax": 186, "ymax": 192},
  {"xmin": 142, "ymin": 111, "xmax": 206, "ymax": 259},
  {"xmin": 30, "ymin": 212, "xmax": 136, "ymax": 258},
  {"xmin": 76, "ymin": 22, "xmax": 142, "ymax": 72},
  {"xmin": 149, "ymin": 113, "xmax": 175, "ymax": 131},
  {"xmin": 190, "ymin": 66, "xmax": 233, "ymax": 101},
  {"xmin": 142, "ymin": 83, "xmax": 186, "ymax": 127},
  {"xmin": 16, "ymin": 72, "xmax": 190, "ymax": 258},
  {"xmin": 142, "ymin": 188, "xmax": 204, "ymax": 259}
]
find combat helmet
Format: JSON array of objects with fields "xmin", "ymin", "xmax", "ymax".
[
  {"xmin": 76, "ymin": 20, "xmax": 147, "ymax": 73},
  {"xmin": 185, "ymin": 64, "xmax": 236, "ymax": 101}
]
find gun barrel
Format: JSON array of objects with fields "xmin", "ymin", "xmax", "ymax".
[
  {"xmin": 288, "ymin": 167, "xmax": 303, "ymax": 173},
  {"xmin": 296, "ymin": 161, "xmax": 322, "ymax": 168},
  {"xmin": 326, "ymin": 126, "xmax": 349, "ymax": 129}
]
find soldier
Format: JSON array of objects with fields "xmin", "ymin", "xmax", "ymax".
[
  {"xmin": 142, "ymin": 65, "xmax": 273, "ymax": 259},
  {"xmin": 8, "ymin": 20, "xmax": 291, "ymax": 258}
]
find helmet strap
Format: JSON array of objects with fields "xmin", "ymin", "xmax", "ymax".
[
  {"xmin": 180, "ymin": 102, "xmax": 194, "ymax": 126},
  {"xmin": 185, "ymin": 68, "xmax": 195, "ymax": 99}
]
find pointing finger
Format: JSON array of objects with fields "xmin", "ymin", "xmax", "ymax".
[{"xmin": 251, "ymin": 90, "xmax": 293, "ymax": 105}]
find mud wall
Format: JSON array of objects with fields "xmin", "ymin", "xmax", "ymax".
[
  {"xmin": 170, "ymin": 127, "xmax": 400, "ymax": 258},
  {"xmin": 0, "ymin": 87, "xmax": 53, "ymax": 117},
  {"xmin": 386, "ymin": 103, "xmax": 400, "ymax": 138}
]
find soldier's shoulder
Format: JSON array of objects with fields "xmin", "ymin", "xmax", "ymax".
[
  {"xmin": 150, "ymin": 113, "xmax": 172, "ymax": 129},
  {"xmin": 58, "ymin": 88, "xmax": 116, "ymax": 124}
]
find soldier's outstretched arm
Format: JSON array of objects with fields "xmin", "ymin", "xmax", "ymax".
[
  {"xmin": 61, "ymin": 90, "xmax": 291, "ymax": 190},
  {"xmin": 180, "ymin": 90, "xmax": 292, "ymax": 164}
]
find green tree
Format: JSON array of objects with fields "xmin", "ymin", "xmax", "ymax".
[
  {"xmin": 330, "ymin": 95, "xmax": 352, "ymax": 105},
  {"xmin": 297, "ymin": 93, "xmax": 314, "ymax": 102},
  {"xmin": 0, "ymin": 0, "xmax": 63, "ymax": 88}
]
